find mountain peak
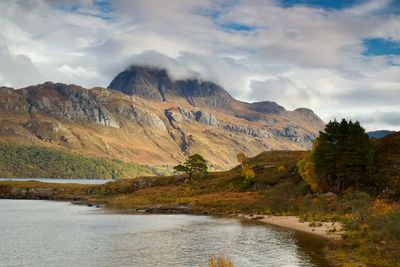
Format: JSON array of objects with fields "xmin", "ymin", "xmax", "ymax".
[
  {"xmin": 108, "ymin": 66, "xmax": 171, "ymax": 101},
  {"xmin": 107, "ymin": 65, "xmax": 324, "ymax": 130},
  {"xmin": 250, "ymin": 101, "xmax": 285, "ymax": 114},
  {"xmin": 107, "ymin": 65, "xmax": 234, "ymax": 108}
]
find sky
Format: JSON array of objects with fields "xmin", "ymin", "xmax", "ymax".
[{"xmin": 0, "ymin": 0, "xmax": 399, "ymax": 131}]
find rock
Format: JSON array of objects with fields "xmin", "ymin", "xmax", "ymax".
[
  {"xmin": 178, "ymin": 107, "xmax": 194, "ymax": 121},
  {"xmin": 0, "ymin": 87, "xmax": 30, "ymax": 112},
  {"xmin": 304, "ymin": 132, "xmax": 316, "ymax": 142},
  {"xmin": 283, "ymin": 127, "xmax": 298, "ymax": 138},
  {"xmin": 273, "ymin": 127, "xmax": 302, "ymax": 142},
  {"xmin": 295, "ymin": 108, "xmax": 324, "ymax": 124},
  {"xmin": 224, "ymin": 123, "xmax": 270, "ymax": 138},
  {"xmin": 3, "ymin": 187, "xmax": 55, "ymax": 199},
  {"xmin": 27, "ymin": 83, "xmax": 120, "ymax": 128},
  {"xmin": 60, "ymin": 135, "xmax": 69, "ymax": 143},
  {"xmin": 194, "ymin": 111, "xmax": 219, "ymax": 126},
  {"xmin": 131, "ymin": 107, "xmax": 166, "ymax": 131},
  {"xmin": 117, "ymin": 105, "xmax": 166, "ymax": 131},
  {"xmin": 164, "ymin": 109, "xmax": 183, "ymax": 122}
]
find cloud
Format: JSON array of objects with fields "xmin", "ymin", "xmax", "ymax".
[
  {"xmin": 248, "ymin": 77, "xmax": 317, "ymax": 108},
  {"xmin": 0, "ymin": 0, "xmax": 399, "ymax": 130},
  {"xmin": 331, "ymin": 111, "xmax": 400, "ymax": 131},
  {"xmin": 106, "ymin": 50, "xmax": 249, "ymax": 97},
  {"xmin": 0, "ymin": 44, "xmax": 42, "ymax": 87},
  {"xmin": 337, "ymin": 88, "xmax": 400, "ymax": 107}
]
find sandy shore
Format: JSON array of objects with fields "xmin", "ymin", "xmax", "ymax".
[{"xmin": 235, "ymin": 214, "xmax": 343, "ymax": 240}]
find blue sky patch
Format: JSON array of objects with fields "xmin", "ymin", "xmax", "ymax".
[
  {"xmin": 363, "ymin": 38, "xmax": 400, "ymax": 56},
  {"xmin": 58, "ymin": 3, "xmax": 80, "ymax": 13},
  {"xmin": 57, "ymin": 0, "xmax": 113, "ymax": 20},
  {"xmin": 279, "ymin": 0, "xmax": 361, "ymax": 10},
  {"xmin": 221, "ymin": 23, "xmax": 256, "ymax": 32},
  {"xmin": 93, "ymin": 0, "xmax": 113, "ymax": 14}
]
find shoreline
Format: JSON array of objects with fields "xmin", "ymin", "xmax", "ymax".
[
  {"xmin": 234, "ymin": 214, "xmax": 343, "ymax": 240},
  {"xmin": 0, "ymin": 180, "xmax": 343, "ymax": 241}
]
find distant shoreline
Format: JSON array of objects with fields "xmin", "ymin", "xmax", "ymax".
[{"xmin": 0, "ymin": 178, "xmax": 112, "ymax": 185}]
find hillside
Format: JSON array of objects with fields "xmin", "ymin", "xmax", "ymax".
[
  {"xmin": 367, "ymin": 130, "xmax": 396, "ymax": 139},
  {"xmin": 0, "ymin": 66, "xmax": 324, "ymax": 169},
  {"xmin": 0, "ymin": 150, "xmax": 307, "ymax": 212},
  {"xmin": 0, "ymin": 143, "xmax": 163, "ymax": 179}
]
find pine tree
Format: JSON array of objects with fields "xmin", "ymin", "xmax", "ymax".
[
  {"xmin": 173, "ymin": 154, "xmax": 208, "ymax": 181},
  {"xmin": 313, "ymin": 119, "xmax": 374, "ymax": 191}
]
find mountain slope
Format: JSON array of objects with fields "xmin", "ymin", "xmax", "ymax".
[
  {"xmin": 0, "ymin": 66, "xmax": 324, "ymax": 169},
  {"xmin": 367, "ymin": 130, "xmax": 396, "ymax": 139}
]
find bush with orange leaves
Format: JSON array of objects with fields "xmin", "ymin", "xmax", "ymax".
[
  {"xmin": 371, "ymin": 199, "xmax": 396, "ymax": 217},
  {"xmin": 208, "ymin": 255, "xmax": 234, "ymax": 267}
]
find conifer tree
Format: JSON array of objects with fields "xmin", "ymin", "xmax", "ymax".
[
  {"xmin": 313, "ymin": 119, "xmax": 374, "ymax": 191},
  {"xmin": 173, "ymin": 154, "xmax": 208, "ymax": 181}
]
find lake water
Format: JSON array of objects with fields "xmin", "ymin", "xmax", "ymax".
[
  {"xmin": 0, "ymin": 200, "xmax": 331, "ymax": 267},
  {"xmin": 0, "ymin": 178, "xmax": 112, "ymax": 184}
]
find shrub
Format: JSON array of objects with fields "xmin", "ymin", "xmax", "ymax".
[
  {"xmin": 277, "ymin": 165, "xmax": 285, "ymax": 173},
  {"xmin": 208, "ymin": 255, "xmax": 234, "ymax": 267}
]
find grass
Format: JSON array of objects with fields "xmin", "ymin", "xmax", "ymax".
[{"xmin": 92, "ymin": 150, "xmax": 306, "ymax": 215}]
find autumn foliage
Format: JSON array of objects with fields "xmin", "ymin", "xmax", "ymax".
[
  {"xmin": 208, "ymin": 255, "xmax": 234, "ymax": 267},
  {"xmin": 236, "ymin": 152, "xmax": 255, "ymax": 182}
]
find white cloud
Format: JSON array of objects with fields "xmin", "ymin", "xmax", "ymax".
[
  {"xmin": 0, "ymin": 0, "xmax": 399, "ymax": 130},
  {"xmin": 0, "ymin": 44, "xmax": 42, "ymax": 87}
]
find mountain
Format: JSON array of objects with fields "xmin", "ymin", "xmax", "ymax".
[
  {"xmin": 367, "ymin": 130, "xmax": 396, "ymax": 139},
  {"xmin": 0, "ymin": 66, "xmax": 324, "ymax": 169}
]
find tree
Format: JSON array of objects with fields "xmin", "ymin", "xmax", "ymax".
[
  {"xmin": 236, "ymin": 152, "xmax": 256, "ymax": 183},
  {"xmin": 173, "ymin": 154, "xmax": 208, "ymax": 181},
  {"xmin": 236, "ymin": 152, "xmax": 248, "ymax": 168},
  {"xmin": 297, "ymin": 149, "xmax": 321, "ymax": 192},
  {"xmin": 313, "ymin": 119, "xmax": 375, "ymax": 191},
  {"xmin": 243, "ymin": 164, "xmax": 255, "ymax": 182}
]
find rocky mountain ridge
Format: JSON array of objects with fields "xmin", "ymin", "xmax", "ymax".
[{"xmin": 0, "ymin": 66, "xmax": 324, "ymax": 168}]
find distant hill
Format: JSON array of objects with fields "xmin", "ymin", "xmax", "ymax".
[
  {"xmin": 0, "ymin": 65, "xmax": 324, "ymax": 169},
  {"xmin": 0, "ymin": 143, "xmax": 162, "ymax": 179},
  {"xmin": 367, "ymin": 130, "xmax": 396, "ymax": 139}
]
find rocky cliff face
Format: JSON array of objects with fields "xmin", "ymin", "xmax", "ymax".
[{"xmin": 0, "ymin": 66, "xmax": 325, "ymax": 168}]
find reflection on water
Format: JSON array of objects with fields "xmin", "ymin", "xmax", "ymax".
[
  {"xmin": 0, "ymin": 178, "xmax": 112, "ymax": 184},
  {"xmin": 0, "ymin": 200, "xmax": 330, "ymax": 267}
]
